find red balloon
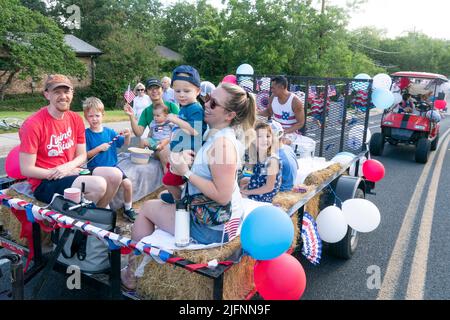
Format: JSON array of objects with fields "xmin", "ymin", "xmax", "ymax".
[
  {"xmin": 5, "ymin": 145, "xmax": 26, "ymax": 179},
  {"xmin": 399, "ymin": 77, "xmax": 411, "ymax": 90},
  {"xmin": 362, "ymin": 159, "xmax": 385, "ymax": 182},
  {"xmin": 434, "ymin": 100, "xmax": 447, "ymax": 110},
  {"xmin": 254, "ymin": 254, "xmax": 306, "ymax": 300},
  {"xmin": 222, "ymin": 74, "xmax": 237, "ymax": 85}
]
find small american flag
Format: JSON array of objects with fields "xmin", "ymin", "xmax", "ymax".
[
  {"xmin": 328, "ymin": 85, "xmax": 337, "ymax": 97},
  {"xmin": 224, "ymin": 218, "xmax": 241, "ymax": 241},
  {"xmin": 301, "ymin": 212, "xmax": 322, "ymax": 265},
  {"xmin": 308, "ymin": 86, "xmax": 317, "ymax": 99},
  {"xmin": 124, "ymin": 84, "xmax": 135, "ymax": 104}
]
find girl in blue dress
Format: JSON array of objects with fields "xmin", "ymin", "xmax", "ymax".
[{"xmin": 240, "ymin": 122, "xmax": 282, "ymax": 203}]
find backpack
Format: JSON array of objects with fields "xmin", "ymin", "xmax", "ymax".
[{"xmin": 49, "ymin": 195, "xmax": 116, "ymax": 274}]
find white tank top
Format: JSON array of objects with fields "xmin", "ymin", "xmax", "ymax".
[{"xmin": 272, "ymin": 93, "xmax": 297, "ymax": 128}]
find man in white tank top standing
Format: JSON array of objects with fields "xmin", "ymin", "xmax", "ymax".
[{"xmin": 258, "ymin": 75, "xmax": 305, "ymax": 146}]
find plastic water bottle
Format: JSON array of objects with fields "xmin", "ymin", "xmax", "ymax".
[{"xmin": 174, "ymin": 200, "xmax": 190, "ymax": 248}]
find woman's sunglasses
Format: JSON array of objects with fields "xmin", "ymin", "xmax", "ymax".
[
  {"xmin": 136, "ymin": 89, "xmax": 145, "ymax": 92},
  {"xmin": 209, "ymin": 98, "xmax": 233, "ymax": 112}
]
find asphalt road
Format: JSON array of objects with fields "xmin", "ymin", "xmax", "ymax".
[{"xmin": 1, "ymin": 113, "xmax": 450, "ymax": 300}]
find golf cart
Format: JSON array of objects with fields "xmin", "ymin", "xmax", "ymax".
[{"xmin": 370, "ymin": 72, "xmax": 448, "ymax": 163}]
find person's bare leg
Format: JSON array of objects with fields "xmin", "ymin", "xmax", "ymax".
[
  {"xmin": 92, "ymin": 167, "xmax": 122, "ymax": 208},
  {"xmin": 132, "ymin": 199, "xmax": 176, "ymax": 241},
  {"xmin": 155, "ymin": 145, "xmax": 170, "ymax": 173},
  {"xmin": 72, "ymin": 176, "xmax": 107, "ymax": 204},
  {"xmin": 122, "ymin": 178, "xmax": 133, "ymax": 204}
]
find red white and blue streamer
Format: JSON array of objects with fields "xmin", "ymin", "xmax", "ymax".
[{"xmin": 301, "ymin": 212, "xmax": 322, "ymax": 265}]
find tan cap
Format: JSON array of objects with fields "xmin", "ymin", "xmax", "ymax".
[{"xmin": 45, "ymin": 74, "xmax": 73, "ymax": 91}]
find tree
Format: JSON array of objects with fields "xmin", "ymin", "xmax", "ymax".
[{"xmin": 0, "ymin": 0, "xmax": 85, "ymax": 99}]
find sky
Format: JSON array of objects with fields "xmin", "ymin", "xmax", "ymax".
[{"xmin": 182, "ymin": 0, "xmax": 450, "ymax": 40}]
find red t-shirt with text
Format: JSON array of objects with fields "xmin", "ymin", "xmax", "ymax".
[{"xmin": 19, "ymin": 107, "xmax": 86, "ymax": 191}]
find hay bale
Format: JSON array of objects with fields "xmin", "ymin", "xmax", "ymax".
[
  {"xmin": 302, "ymin": 163, "xmax": 342, "ymax": 219},
  {"xmin": 272, "ymin": 185, "xmax": 317, "ymax": 212},
  {"xmin": 0, "ymin": 189, "xmax": 51, "ymax": 247},
  {"xmin": 135, "ymin": 214, "xmax": 300, "ymax": 300}
]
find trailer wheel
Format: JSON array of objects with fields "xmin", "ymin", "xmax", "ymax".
[{"xmin": 328, "ymin": 188, "xmax": 364, "ymax": 259}]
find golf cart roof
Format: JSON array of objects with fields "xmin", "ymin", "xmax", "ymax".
[{"xmin": 391, "ymin": 71, "xmax": 448, "ymax": 82}]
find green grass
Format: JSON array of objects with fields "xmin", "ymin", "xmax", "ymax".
[{"xmin": 0, "ymin": 110, "xmax": 130, "ymax": 133}]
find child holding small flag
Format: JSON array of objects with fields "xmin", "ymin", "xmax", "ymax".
[{"xmin": 83, "ymin": 97, "xmax": 137, "ymax": 222}]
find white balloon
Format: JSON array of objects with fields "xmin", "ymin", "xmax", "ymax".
[
  {"xmin": 373, "ymin": 73, "xmax": 392, "ymax": 90},
  {"xmin": 393, "ymin": 92, "xmax": 403, "ymax": 105},
  {"xmin": 316, "ymin": 206, "xmax": 348, "ymax": 243},
  {"xmin": 236, "ymin": 64, "xmax": 254, "ymax": 75},
  {"xmin": 349, "ymin": 156, "xmax": 367, "ymax": 177},
  {"xmin": 342, "ymin": 199, "xmax": 381, "ymax": 233}
]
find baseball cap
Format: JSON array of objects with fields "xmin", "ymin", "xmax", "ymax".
[
  {"xmin": 45, "ymin": 74, "xmax": 73, "ymax": 91},
  {"xmin": 269, "ymin": 120, "xmax": 284, "ymax": 139},
  {"xmin": 172, "ymin": 65, "xmax": 201, "ymax": 88},
  {"xmin": 145, "ymin": 78, "xmax": 162, "ymax": 89},
  {"xmin": 200, "ymin": 81, "xmax": 216, "ymax": 97}
]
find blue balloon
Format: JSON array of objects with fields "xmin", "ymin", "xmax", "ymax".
[
  {"xmin": 236, "ymin": 63, "xmax": 254, "ymax": 75},
  {"xmin": 372, "ymin": 88, "xmax": 395, "ymax": 109},
  {"xmin": 241, "ymin": 206, "xmax": 294, "ymax": 261}
]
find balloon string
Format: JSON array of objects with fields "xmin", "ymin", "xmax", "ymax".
[{"xmin": 327, "ymin": 185, "xmax": 343, "ymax": 207}]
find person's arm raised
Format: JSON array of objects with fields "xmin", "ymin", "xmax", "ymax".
[{"xmin": 124, "ymin": 103, "xmax": 144, "ymax": 137}]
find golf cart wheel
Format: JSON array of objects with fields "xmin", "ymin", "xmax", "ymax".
[
  {"xmin": 415, "ymin": 138, "xmax": 431, "ymax": 163},
  {"xmin": 328, "ymin": 188, "xmax": 364, "ymax": 260},
  {"xmin": 369, "ymin": 132, "xmax": 384, "ymax": 156},
  {"xmin": 430, "ymin": 133, "xmax": 439, "ymax": 151}
]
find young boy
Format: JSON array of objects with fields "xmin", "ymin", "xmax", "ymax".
[
  {"xmin": 83, "ymin": 97, "xmax": 137, "ymax": 222},
  {"xmin": 161, "ymin": 65, "xmax": 207, "ymax": 203},
  {"xmin": 142, "ymin": 103, "xmax": 173, "ymax": 151}
]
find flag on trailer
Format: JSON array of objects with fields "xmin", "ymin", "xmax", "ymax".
[
  {"xmin": 308, "ymin": 86, "xmax": 317, "ymax": 99},
  {"xmin": 124, "ymin": 84, "xmax": 135, "ymax": 104},
  {"xmin": 301, "ymin": 212, "xmax": 322, "ymax": 265},
  {"xmin": 328, "ymin": 85, "xmax": 337, "ymax": 97}
]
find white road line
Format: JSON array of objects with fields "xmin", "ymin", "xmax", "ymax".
[
  {"xmin": 405, "ymin": 132, "xmax": 450, "ymax": 300},
  {"xmin": 377, "ymin": 128, "xmax": 450, "ymax": 300}
]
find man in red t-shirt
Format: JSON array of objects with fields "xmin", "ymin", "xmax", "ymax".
[{"xmin": 19, "ymin": 74, "xmax": 122, "ymax": 206}]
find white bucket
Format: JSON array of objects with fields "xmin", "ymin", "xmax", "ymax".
[{"xmin": 293, "ymin": 136, "xmax": 316, "ymax": 159}]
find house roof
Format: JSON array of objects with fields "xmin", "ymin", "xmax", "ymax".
[
  {"xmin": 155, "ymin": 45, "xmax": 182, "ymax": 61},
  {"xmin": 64, "ymin": 35, "xmax": 103, "ymax": 57}
]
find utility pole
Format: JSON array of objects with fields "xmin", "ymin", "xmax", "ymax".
[
  {"xmin": 321, "ymin": 0, "xmax": 326, "ymax": 14},
  {"xmin": 318, "ymin": 0, "xmax": 326, "ymax": 59}
]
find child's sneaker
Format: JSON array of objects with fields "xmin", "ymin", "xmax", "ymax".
[
  {"xmin": 123, "ymin": 207, "xmax": 137, "ymax": 222},
  {"xmin": 160, "ymin": 192, "xmax": 175, "ymax": 204}
]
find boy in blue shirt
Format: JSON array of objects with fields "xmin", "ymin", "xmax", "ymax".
[
  {"xmin": 83, "ymin": 97, "xmax": 137, "ymax": 222},
  {"xmin": 161, "ymin": 65, "xmax": 207, "ymax": 203}
]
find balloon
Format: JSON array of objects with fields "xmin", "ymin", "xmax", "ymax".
[
  {"xmin": 5, "ymin": 145, "xmax": 26, "ymax": 179},
  {"xmin": 362, "ymin": 159, "xmax": 385, "ymax": 182},
  {"xmin": 241, "ymin": 206, "xmax": 294, "ymax": 260},
  {"xmin": 426, "ymin": 110, "xmax": 441, "ymax": 122},
  {"xmin": 342, "ymin": 198, "xmax": 381, "ymax": 233},
  {"xmin": 236, "ymin": 64, "xmax": 254, "ymax": 75},
  {"xmin": 352, "ymin": 73, "xmax": 371, "ymax": 91},
  {"xmin": 373, "ymin": 73, "xmax": 392, "ymax": 90},
  {"xmin": 393, "ymin": 92, "xmax": 403, "ymax": 105},
  {"xmin": 254, "ymin": 253, "xmax": 306, "ymax": 300},
  {"xmin": 222, "ymin": 74, "xmax": 237, "ymax": 85},
  {"xmin": 316, "ymin": 206, "xmax": 348, "ymax": 243},
  {"xmin": 434, "ymin": 100, "xmax": 447, "ymax": 110},
  {"xmin": 372, "ymin": 88, "xmax": 395, "ymax": 110},
  {"xmin": 399, "ymin": 77, "xmax": 411, "ymax": 90},
  {"xmin": 349, "ymin": 156, "xmax": 367, "ymax": 177}
]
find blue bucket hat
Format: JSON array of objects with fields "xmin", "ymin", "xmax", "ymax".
[{"xmin": 172, "ymin": 65, "xmax": 201, "ymax": 88}]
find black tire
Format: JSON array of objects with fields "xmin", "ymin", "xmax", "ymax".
[
  {"xmin": 328, "ymin": 188, "xmax": 364, "ymax": 259},
  {"xmin": 415, "ymin": 138, "xmax": 431, "ymax": 163},
  {"xmin": 430, "ymin": 133, "xmax": 439, "ymax": 151},
  {"xmin": 369, "ymin": 132, "xmax": 384, "ymax": 156}
]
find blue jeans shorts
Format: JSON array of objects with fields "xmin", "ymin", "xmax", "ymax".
[
  {"xmin": 34, "ymin": 175, "xmax": 79, "ymax": 204},
  {"xmin": 189, "ymin": 217, "xmax": 229, "ymax": 245}
]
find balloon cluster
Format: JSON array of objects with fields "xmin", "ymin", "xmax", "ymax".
[
  {"xmin": 240, "ymin": 206, "xmax": 306, "ymax": 300},
  {"xmin": 222, "ymin": 64, "xmax": 255, "ymax": 92},
  {"xmin": 353, "ymin": 73, "xmax": 396, "ymax": 110}
]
